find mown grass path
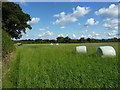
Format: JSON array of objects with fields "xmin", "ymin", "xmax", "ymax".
[{"xmin": 3, "ymin": 43, "xmax": 118, "ymax": 88}]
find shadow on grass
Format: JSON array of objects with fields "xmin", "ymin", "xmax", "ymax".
[{"xmin": 88, "ymin": 54, "xmax": 99, "ymax": 57}]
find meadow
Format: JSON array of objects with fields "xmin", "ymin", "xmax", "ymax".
[{"xmin": 3, "ymin": 43, "xmax": 119, "ymax": 88}]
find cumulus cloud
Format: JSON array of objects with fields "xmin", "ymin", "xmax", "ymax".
[
  {"xmin": 84, "ymin": 18, "xmax": 99, "ymax": 27},
  {"xmin": 38, "ymin": 31, "xmax": 53, "ymax": 37},
  {"xmin": 91, "ymin": 32, "xmax": 102, "ymax": 38},
  {"xmin": 81, "ymin": 35, "xmax": 86, "ymax": 38},
  {"xmin": 95, "ymin": 4, "xmax": 118, "ymax": 18},
  {"xmin": 58, "ymin": 34, "xmax": 69, "ymax": 37},
  {"xmin": 107, "ymin": 30, "xmax": 118, "ymax": 38},
  {"xmin": 72, "ymin": 34, "xmax": 76, "ymax": 38},
  {"xmin": 27, "ymin": 18, "xmax": 40, "ymax": 25},
  {"xmin": 72, "ymin": 6, "xmax": 90, "ymax": 17},
  {"xmin": 58, "ymin": 34, "xmax": 64, "ymax": 37},
  {"xmin": 103, "ymin": 19, "xmax": 118, "ymax": 31},
  {"xmin": 80, "ymin": 30, "xmax": 88, "ymax": 33},
  {"xmin": 60, "ymin": 26, "xmax": 66, "ymax": 29},
  {"xmin": 52, "ymin": 6, "xmax": 90, "ymax": 25},
  {"xmin": 39, "ymin": 27, "xmax": 49, "ymax": 31},
  {"xmin": 87, "ymin": 34, "xmax": 93, "ymax": 38},
  {"xmin": 95, "ymin": 4, "xmax": 119, "ymax": 31},
  {"xmin": 39, "ymin": 28, "xmax": 46, "ymax": 31},
  {"xmin": 52, "ymin": 12, "xmax": 77, "ymax": 25},
  {"xmin": 77, "ymin": 23, "xmax": 81, "ymax": 26},
  {"xmin": 85, "ymin": 32, "xmax": 101, "ymax": 39},
  {"xmin": 25, "ymin": 28, "xmax": 31, "ymax": 33},
  {"xmin": 92, "ymin": 32, "xmax": 100, "ymax": 36}
]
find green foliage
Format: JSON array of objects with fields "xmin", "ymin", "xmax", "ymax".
[
  {"xmin": 64, "ymin": 36, "xmax": 71, "ymax": 43},
  {"xmin": 87, "ymin": 38, "xmax": 91, "ymax": 42},
  {"xmin": 56, "ymin": 37, "xmax": 65, "ymax": 43},
  {"xmin": 3, "ymin": 43, "xmax": 118, "ymax": 88},
  {"xmin": 2, "ymin": 2, "xmax": 32, "ymax": 39},
  {"xmin": 2, "ymin": 30, "xmax": 15, "ymax": 58},
  {"xmin": 79, "ymin": 37, "xmax": 86, "ymax": 43},
  {"xmin": 56, "ymin": 36, "xmax": 71, "ymax": 43},
  {"xmin": 14, "ymin": 37, "xmax": 120, "ymax": 44}
]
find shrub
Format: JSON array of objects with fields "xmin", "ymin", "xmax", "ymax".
[{"xmin": 2, "ymin": 30, "xmax": 15, "ymax": 58}]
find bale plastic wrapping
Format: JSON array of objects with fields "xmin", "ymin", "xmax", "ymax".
[
  {"xmin": 50, "ymin": 43, "xmax": 53, "ymax": 45},
  {"xmin": 97, "ymin": 46, "xmax": 116, "ymax": 57},
  {"xmin": 17, "ymin": 43, "xmax": 22, "ymax": 46},
  {"xmin": 56, "ymin": 43, "xmax": 59, "ymax": 45},
  {"xmin": 76, "ymin": 46, "xmax": 87, "ymax": 53}
]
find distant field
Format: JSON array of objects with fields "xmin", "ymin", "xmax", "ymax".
[{"xmin": 3, "ymin": 43, "xmax": 118, "ymax": 88}]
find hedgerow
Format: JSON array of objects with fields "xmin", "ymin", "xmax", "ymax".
[{"xmin": 2, "ymin": 30, "xmax": 15, "ymax": 58}]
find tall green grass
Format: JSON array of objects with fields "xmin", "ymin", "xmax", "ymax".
[
  {"xmin": 2, "ymin": 30, "xmax": 15, "ymax": 58},
  {"xmin": 3, "ymin": 43, "xmax": 118, "ymax": 88}
]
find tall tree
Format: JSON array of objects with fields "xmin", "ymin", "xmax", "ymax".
[
  {"xmin": 79, "ymin": 37, "xmax": 86, "ymax": 43},
  {"xmin": 87, "ymin": 38, "xmax": 91, "ymax": 42},
  {"xmin": 56, "ymin": 37, "xmax": 64, "ymax": 43},
  {"xmin": 64, "ymin": 36, "xmax": 71, "ymax": 43},
  {"xmin": 2, "ymin": 2, "xmax": 32, "ymax": 39}
]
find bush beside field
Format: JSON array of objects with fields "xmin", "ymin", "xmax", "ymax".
[{"xmin": 2, "ymin": 30, "xmax": 15, "ymax": 58}]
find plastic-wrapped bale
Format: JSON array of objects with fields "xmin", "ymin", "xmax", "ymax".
[
  {"xmin": 56, "ymin": 43, "xmax": 59, "ymax": 45},
  {"xmin": 97, "ymin": 46, "xmax": 116, "ymax": 57},
  {"xmin": 76, "ymin": 46, "xmax": 87, "ymax": 53},
  {"xmin": 17, "ymin": 43, "xmax": 22, "ymax": 46},
  {"xmin": 50, "ymin": 43, "xmax": 53, "ymax": 45}
]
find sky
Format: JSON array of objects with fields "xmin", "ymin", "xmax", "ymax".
[{"xmin": 14, "ymin": 2, "xmax": 119, "ymax": 40}]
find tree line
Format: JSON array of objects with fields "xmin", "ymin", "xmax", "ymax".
[{"xmin": 14, "ymin": 37, "xmax": 120, "ymax": 44}]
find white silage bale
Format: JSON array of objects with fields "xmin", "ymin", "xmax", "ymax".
[
  {"xmin": 50, "ymin": 43, "xmax": 53, "ymax": 45},
  {"xmin": 17, "ymin": 43, "xmax": 22, "ymax": 46},
  {"xmin": 56, "ymin": 43, "xmax": 59, "ymax": 45},
  {"xmin": 76, "ymin": 46, "xmax": 87, "ymax": 53},
  {"xmin": 97, "ymin": 46, "xmax": 116, "ymax": 57}
]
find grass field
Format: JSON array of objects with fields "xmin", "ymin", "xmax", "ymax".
[{"xmin": 3, "ymin": 43, "xmax": 118, "ymax": 88}]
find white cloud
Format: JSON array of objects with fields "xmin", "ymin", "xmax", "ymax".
[
  {"xmin": 103, "ymin": 19, "xmax": 118, "ymax": 31},
  {"xmin": 25, "ymin": 28, "xmax": 30, "ymax": 33},
  {"xmin": 60, "ymin": 26, "xmax": 66, "ymax": 29},
  {"xmin": 53, "ymin": 12, "xmax": 77, "ymax": 25},
  {"xmin": 27, "ymin": 18, "xmax": 40, "ymax": 25},
  {"xmin": 87, "ymin": 34, "xmax": 93, "ymax": 38},
  {"xmin": 91, "ymin": 32, "xmax": 101, "ymax": 38},
  {"xmin": 84, "ymin": 32, "xmax": 101, "ymax": 39},
  {"xmin": 80, "ymin": 30, "xmax": 88, "ymax": 33},
  {"xmin": 107, "ymin": 30, "xmax": 118, "ymax": 38},
  {"xmin": 95, "ymin": 4, "xmax": 119, "ymax": 31},
  {"xmin": 20, "ymin": 0, "xmax": 27, "ymax": 6},
  {"xmin": 52, "ymin": 6, "xmax": 90, "ymax": 25},
  {"xmin": 71, "ymin": 0, "xmax": 79, "ymax": 2},
  {"xmin": 84, "ymin": 18, "xmax": 99, "ymax": 27},
  {"xmin": 39, "ymin": 28, "xmax": 46, "ymax": 31},
  {"xmin": 38, "ymin": 31, "xmax": 53, "ymax": 37},
  {"xmin": 39, "ymin": 27, "xmax": 49, "ymax": 31},
  {"xmin": 95, "ymin": 4, "xmax": 118, "ymax": 18},
  {"xmin": 81, "ymin": 35, "xmax": 86, "ymax": 38},
  {"xmin": 58, "ymin": 34, "xmax": 64, "ymax": 37},
  {"xmin": 77, "ymin": 23, "xmax": 81, "ymax": 26},
  {"xmin": 21, "ymin": 33, "xmax": 30, "ymax": 39},
  {"xmin": 58, "ymin": 34, "xmax": 69, "ymax": 37},
  {"xmin": 46, "ymin": 27, "xmax": 49, "ymax": 29},
  {"xmin": 92, "ymin": 32, "xmax": 100, "ymax": 36},
  {"xmin": 72, "ymin": 6, "xmax": 90, "ymax": 17},
  {"xmin": 72, "ymin": 34, "xmax": 76, "ymax": 38}
]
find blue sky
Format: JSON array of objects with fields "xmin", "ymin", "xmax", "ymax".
[{"xmin": 15, "ymin": 2, "xmax": 118, "ymax": 40}]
